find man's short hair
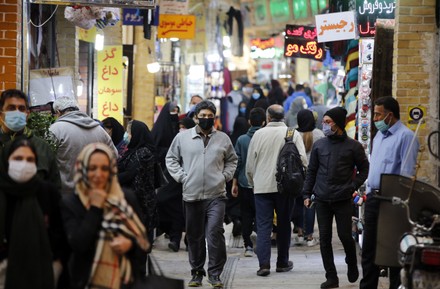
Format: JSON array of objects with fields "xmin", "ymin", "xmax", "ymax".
[
  {"xmin": 375, "ymin": 96, "xmax": 400, "ymax": 120},
  {"xmin": 295, "ymin": 84, "xmax": 304, "ymax": 91},
  {"xmin": 190, "ymin": 95, "xmax": 203, "ymax": 103},
  {"xmin": 0, "ymin": 89, "xmax": 29, "ymax": 109},
  {"xmin": 267, "ymin": 105, "xmax": 284, "ymax": 122},
  {"xmin": 195, "ymin": 100, "xmax": 216, "ymax": 116},
  {"xmin": 53, "ymin": 96, "xmax": 79, "ymax": 114},
  {"xmin": 249, "ymin": 107, "xmax": 266, "ymax": 126}
]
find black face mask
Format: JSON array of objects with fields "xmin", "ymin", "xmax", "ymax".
[
  {"xmin": 198, "ymin": 118, "xmax": 214, "ymax": 131},
  {"xmin": 170, "ymin": 113, "xmax": 179, "ymax": 123}
]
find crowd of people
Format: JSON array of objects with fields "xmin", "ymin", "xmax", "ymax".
[{"xmin": 0, "ymin": 85, "xmax": 419, "ymax": 289}]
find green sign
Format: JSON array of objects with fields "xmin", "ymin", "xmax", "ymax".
[
  {"xmin": 310, "ymin": 0, "xmax": 327, "ymax": 16},
  {"xmin": 254, "ymin": 0, "xmax": 269, "ymax": 26},
  {"xmin": 293, "ymin": 0, "xmax": 308, "ymax": 19},
  {"xmin": 270, "ymin": 0, "xmax": 290, "ymax": 23}
]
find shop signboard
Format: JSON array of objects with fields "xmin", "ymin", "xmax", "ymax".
[
  {"xmin": 270, "ymin": 0, "xmax": 290, "ymax": 23},
  {"xmin": 158, "ymin": 14, "xmax": 196, "ymax": 39},
  {"xmin": 250, "ymin": 37, "xmax": 284, "ymax": 59},
  {"xmin": 122, "ymin": 9, "xmax": 144, "ymax": 25},
  {"xmin": 284, "ymin": 25, "xmax": 324, "ymax": 61},
  {"xmin": 160, "ymin": 0, "xmax": 189, "ymax": 15},
  {"xmin": 315, "ymin": 11, "xmax": 357, "ymax": 43},
  {"xmin": 408, "ymin": 106, "xmax": 426, "ymax": 130},
  {"xmin": 254, "ymin": 0, "xmax": 269, "ymax": 26},
  {"xmin": 97, "ymin": 46, "xmax": 123, "ymax": 123},
  {"xmin": 356, "ymin": 0, "xmax": 396, "ymax": 37}
]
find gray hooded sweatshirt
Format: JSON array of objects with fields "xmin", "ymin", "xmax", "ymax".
[{"xmin": 49, "ymin": 111, "xmax": 117, "ymax": 195}]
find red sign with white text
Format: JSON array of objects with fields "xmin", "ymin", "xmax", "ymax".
[{"xmin": 284, "ymin": 25, "xmax": 324, "ymax": 61}]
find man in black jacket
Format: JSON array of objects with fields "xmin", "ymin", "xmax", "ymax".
[{"xmin": 302, "ymin": 107, "xmax": 369, "ymax": 289}]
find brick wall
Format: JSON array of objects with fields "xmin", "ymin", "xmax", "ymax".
[
  {"xmin": 0, "ymin": 0, "xmax": 21, "ymax": 91},
  {"xmin": 393, "ymin": 0, "xmax": 439, "ymax": 183}
]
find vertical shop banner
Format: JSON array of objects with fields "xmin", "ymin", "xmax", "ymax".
[
  {"xmin": 284, "ymin": 25, "xmax": 324, "ymax": 61},
  {"xmin": 356, "ymin": 0, "xmax": 396, "ymax": 37},
  {"xmin": 269, "ymin": 0, "xmax": 290, "ymax": 23},
  {"xmin": 158, "ymin": 14, "xmax": 196, "ymax": 39},
  {"xmin": 254, "ymin": 0, "xmax": 269, "ymax": 26},
  {"xmin": 97, "ymin": 46, "xmax": 123, "ymax": 123},
  {"xmin": 160, "ymin": 0, "xmax": 189, "ymax": 15},
  {"xmin": 315, "ymin": 11, "xmax": 357, "ymax": 43}
]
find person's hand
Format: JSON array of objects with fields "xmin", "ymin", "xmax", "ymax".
[
  {"xmin": 110, "ymin": 235, "xmax": 133, "ymax": 255},
  {"xmin": 89, "ymin": 189, "xmax": 108, "ymax": 208},
  {"xmin": 304, "ymin": 198, "xmax": 311, "ymax": 208},
  {"xmin": 232, "ymin": 184, "xmax": 239, "ymax": 198}
]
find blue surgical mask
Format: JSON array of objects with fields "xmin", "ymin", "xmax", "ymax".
[
  {"xmin": 239, "ymin": 107, "xmax": 246, "ymax": 114},
  {"xmin": 252, "ymin": 93, "xmax": 260, "ymax": 100},
  {"xmin": 374, "ymin": 113, "xmax": 390, "ymax": 133},
  {"xmin": 4, "ymin": 110, "xmax": 27, "ymax": 132},
  {"xmin": 322, "ymin": 123, "xmax": 335, "ymax": 136},
  {"xmin": 123, "ymin": 132, "xmax": 129, "ymax": 143}
]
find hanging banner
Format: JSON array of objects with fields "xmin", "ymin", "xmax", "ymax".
[
  {"xmin": 158, "ymin": 14, "xmax": 196, "ymax": 39},
  {"xmin": 160, "ymin": 0, "xmax": 189, "ymax": 15},
  {"xmin": 254, "ymin": 0, "xmax": 269, "ymax": 26},
  {"xmin": 315, "ymin": 11, "xmax": 357, "ymax": 43},
  {"xmin": 356, "ymin": 0, "xmax": 396, "ymax": 37},
  {"xmin": 97, "ymin": 46, "xmax": 123, "ymax": 123},
  {"xmin": 284, "ymin": 25, "xmax": 324, "ymax": 61},
  {"xmin": 122, "ymin": 9, "xmax": 144, "ymax": 25}
]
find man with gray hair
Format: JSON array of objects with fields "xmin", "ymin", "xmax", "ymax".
[
  {"xmin": 49, "ymin": 96, "xmax": 116, "ymax": 195},
  {"xmin": 166, "ymin": 100, "xmax": 237, "ymax": 288},
  {"xmin": 246, "ymin": 104, "xmax": 308, "ymax": 277}
]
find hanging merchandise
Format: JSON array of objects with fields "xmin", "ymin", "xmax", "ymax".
[
  {"xmin": 357, "ymin": 38, "xmax": 374, "ymax": 153},
  {"xmin": 64, "ymin": 6, "xmax": 120, "ymax": 30}
]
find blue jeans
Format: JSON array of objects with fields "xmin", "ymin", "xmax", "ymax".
[
  {"xmin": 292, "ymin": 195, "xmax": 316, "ymax": 237},
  {"xmin": 254, "ymin": 193, "xmax": 294, "ymax": 268}
]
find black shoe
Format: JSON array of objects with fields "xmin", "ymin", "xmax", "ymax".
[
  {"xmin": 256, "ymin": 267, "xmax": 270, "ymax": 277},
  {"xmin": 320, "ymin": 279, "xmax": 339, "ymax": 288},
  {"xmin": 271, "ymin": 238, "xmax": 277, "ymax": 247},
  {"xmin": 347, "ymin": 264, "xmax": 359, "ymax": 283},
  {"xmin": 168, "ymin": 241, "xmax": 179, "ymax": 252},
  {"xmin": 232, "ymin": 219, "xmax": 242, "ymax": 237},
  {"xmin": 207, "ymin": 275, "xmax": 223, "ymax": 288},
  {"xmin": 188, "ymin": 272, "xmax": 203, "ymax": 287},
  {"xmin": 276, "ymin": 260, "xmax": 293, "ymax": 272}
]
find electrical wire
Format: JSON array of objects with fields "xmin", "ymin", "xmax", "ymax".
[{"xmin": 29, "ymin": 5, "xmax": 58, "ymax": 28}]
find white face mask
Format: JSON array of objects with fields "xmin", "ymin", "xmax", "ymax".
[{"xmin": 8, "ymin": 160, "xmax": 37, "ymax": 183}]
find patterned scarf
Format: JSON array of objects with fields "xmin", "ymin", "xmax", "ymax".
[{"xmin": 74, "ymin": 143, "xmax": 149, "ymax": 289}]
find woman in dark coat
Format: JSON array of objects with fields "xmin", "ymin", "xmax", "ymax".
[
  {"xmin": 102, "ymin": 117, "xmax": 127, "ymax": 156},
  {"xmin": 268, "ymin": 79, "xmax": 286, "ymax": 105},
  {"xmin": 0, "ymin": 138, "xmax": 67, "ymax": 289},
  {"xmin": 117, "ymin": 120, "xmax": 157, "ymax": 243},
  {"xmin": 60, "ymin": 143, "xmax": 149, "ymax": 289}
]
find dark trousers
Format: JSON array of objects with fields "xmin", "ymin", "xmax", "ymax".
[
  {"xmin": 316, "ymin": 199, "xmax": 357, "ymax": 281},
  {"xmin": 292, "ymin": 195, "xmax": 316, "ymax": 237},
  {"xmin": 254, "ymin": 192, "xmax": 294, "ymax": 268},
  {"xmin": 238, "ymin": 186, "xmax": 255, "ymax": 248},
  {"xmin": 360, "ymin": 196, "xmax": 401, "ymax": 289},
  {"xmin": 184, "ymin": 198, "xmax": 227, "ymax": 277}
]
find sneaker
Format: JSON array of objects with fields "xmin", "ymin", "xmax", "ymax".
[
  {"xmin": 244, "ymin": 246, "xmax": 254, "ymax": 257},
  {"xmin": 207, "ymin": 275, "xmax": 223, "ymax": 288},
  {"xmin": 347, "ymin": 264, "xmax": 359, "ymax": 283},
  {"xmin": 188, "ymin": 272, "xmax": 203, "ymax": 287},
  {"xmin": 320, "ymin": 278, "xmax": 339, "ymax": 288},
  {"xmin": 276, "ymin": 260, "xmax": 293, "ymax": 272},
  {"xmin": 294, "ymin": 235, "xmax": 304, "ymax": 244},
  {"xmin": 306, "ymin": 237, "xmax": 318, "ymax": 247},
  {"xmin": 168, "ymin": 241, "xmax": 180, "ymax": 252},
  {"xmin": 256, "ymin": 267, "xmax": 270, "ymax": 277}
]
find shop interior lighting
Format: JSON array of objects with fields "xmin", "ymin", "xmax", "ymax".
[
  {"xmin": 170, "ymin": 38, "xmax": 179, "ymax": 42},
  {"xmin": 147, "ymin": 62, "xmax": 160, "ymax": 73},
  {"xmin": 95, "ymin": 31, "xmax": 104, "ymax": 51}
]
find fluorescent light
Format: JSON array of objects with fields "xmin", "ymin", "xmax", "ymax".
[
  {"xmin": 147, "ymin": 62, "xmax": 160, "ymax": 73},
  {"xmin": 95, "ymin": 33, "xmax": 104, "ymax": 51},
  {"xmin": 170, "ymin": 37, "xmax": 179, "ymax": 42}
]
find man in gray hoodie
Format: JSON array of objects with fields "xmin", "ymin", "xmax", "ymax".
[
  {"xmin": 49, "ymin": 96, "xmax": 117, "ymax": 195},
  {"xmin": 166, "ymin": 100, "xmax": 237, "ymax": 288}
]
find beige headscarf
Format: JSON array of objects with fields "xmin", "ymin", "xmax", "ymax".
[{"xmin": 74, "ymin": 143, "xmax": 149, "ymax": 289}]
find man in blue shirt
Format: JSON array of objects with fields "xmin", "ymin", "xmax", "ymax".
[
  {"xmin": 360, "ymin": 96, "xmax": 419, "ymax": 289},
  {"xmin": 283, "ymin": 84, "xmax": 313, "ymax": 112}
]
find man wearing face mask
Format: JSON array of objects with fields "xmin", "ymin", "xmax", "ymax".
[
  {"xmin": 0, "ymin": 89, "xmax": 61, "ymax": 188},
  {"xmin": 166, "ymin": 100, "xmax": 237, "ymax": 288},
  {"xmin": 49, "ymin": 96, "xmax": 116, "ymax": 195},
  {"xmin": 302, "ymin": 106, "xmax": 369, "ymax": 289},
  {"xmin": 360, "ymin": 96, "xmax": 419, "ymax": 289}
]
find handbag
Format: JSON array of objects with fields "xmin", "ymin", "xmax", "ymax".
[
  {"xmin": 133, "ymin": 255, "xmax": 184, "ymax": 289},
  {"xmin": 154, "ymin": 162, "xmax": 169, "ymax": 189}
]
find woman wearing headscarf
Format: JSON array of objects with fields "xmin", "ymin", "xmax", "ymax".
[
  {"xmin": 0, "ymin": 138, "xmax": 67, "ymax": 289},
  {"xmin": 268, "ymin": 79, "xmax": 286, "ymax": 105},
  {"xmin": 292, "ymin": 109, "xmax": 324, "ymax": 246},
  {"xmin": 102, "ymin": 117, "xmax": 127, "ymax": 156},
  {"xmin": 61, "ymin": 143, "xmax": 149, "ymax": 289},
  {"xmin": 117, "ymin": 120, "xmax": 157, "ymax": 243},
  {"xmin": 229, "ymin": 116, "xmax": 250, "ymax": 146},
  {"xmin": 285, "ymin": 96, "xmax": 308, "ymax": 128},
  {"xmin": 245, "ymin": 86, "xmax": 265, "ymax": 119},
  {"xmin": 152, "ymin": 102, "xmax": 186, "ymax": 252}
]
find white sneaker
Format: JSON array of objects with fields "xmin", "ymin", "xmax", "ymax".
[
  {"xmin": 244, "ymin": 246, "xmax": 254, "ymax": 257},
  {"xmin": 294, "ymin": 235, "xmax": 304, "ymax": 244},
  {"xmin": 306, "ymin": 238, "xmax": 318, "ymax": 247}
]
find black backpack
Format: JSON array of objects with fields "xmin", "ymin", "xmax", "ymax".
[{"xmin": 275, "ymin": 127, "xmax": 305, "ymax": 197}]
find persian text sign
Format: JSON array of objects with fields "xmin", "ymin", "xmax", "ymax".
[
  {"xmin": 158, "ymin": 14, "xmax": 195, "ymax": 39},
  {"xmin": 315, "ymin": 11, "xmax": 357, "ymax": 43},
  {"xmin": 160, "ymin": 0, "xmax": 189, "ymax": 15},
  {"xmin": 97, "ymin": 46, "xmax": 123, "ymax": 123},
  {"xmin": 284, "ymin": 25, "xmax": 324, "ymax": 61},
  {"xmin": 122, "ymin": 9, "xmax": 144, "ymax": 25},
  {"xmin": 356, "ymin": 0, "xmax": 396, "ymax": 37}
]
